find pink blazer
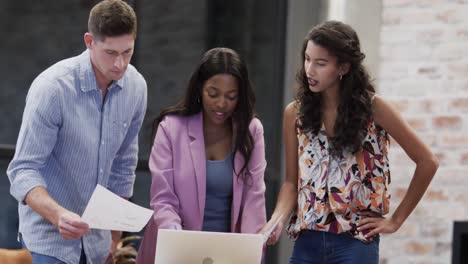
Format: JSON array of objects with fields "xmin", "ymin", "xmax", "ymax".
[{"xmin": 137, "ymin": 112, "xmax": 267, "ymax": 264}]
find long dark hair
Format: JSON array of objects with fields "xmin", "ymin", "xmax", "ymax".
[
  {"xmin": 154, "ymin": 47, "xmax": 256, "ymax": 177},
  {"xmin": 296, "ymin": 20, "xmax": 375, "ymax": 156}
]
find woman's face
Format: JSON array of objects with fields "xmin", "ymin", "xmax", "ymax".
[
  {"xmin": 303, "ymin": 40, "xmax": 345, "ymax": 94},
  {"xmin": 201, "ymin": 73, "xmax": 239, "ymax": 126}
]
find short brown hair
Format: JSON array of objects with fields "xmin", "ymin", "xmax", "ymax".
[{"xmin": 88, "ymin": 0, "xmax": 137, "ymax": 41}]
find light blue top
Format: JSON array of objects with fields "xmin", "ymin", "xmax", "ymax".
[
  {"xmin": 202, "ymin": 152, "xmax": 233, "ymax": 232},
  {"xmin": 7, "ymin": 50, "xmax": 147, "ymax": 264}
]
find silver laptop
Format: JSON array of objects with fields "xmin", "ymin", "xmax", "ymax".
[{"xmin": 155, "ymin": 229, "xmax": 263, "ymax": 264}]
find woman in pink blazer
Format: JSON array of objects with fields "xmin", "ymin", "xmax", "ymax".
[{"xmin": 137, "ymin": 47, "xmax": 267, "ymax": 264}]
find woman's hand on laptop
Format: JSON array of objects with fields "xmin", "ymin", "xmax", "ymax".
[
  {"xmin": 260, "ymin": 214, "xmax": 284, "ymax": 245},
  {"xmin": 159, "ymin": 224, "xmax": 182, "ymax": 230}
]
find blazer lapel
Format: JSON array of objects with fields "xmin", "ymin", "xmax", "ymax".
[{"xmin": 188, "ymin": 112, "xmax": 206, "ymax": 220}]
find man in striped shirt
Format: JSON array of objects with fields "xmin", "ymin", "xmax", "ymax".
[{"xmin": 7, "ymin": 1, "xmax": 147, "ymax": 263}]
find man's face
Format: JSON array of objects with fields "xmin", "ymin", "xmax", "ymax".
[{"xmin": 85, "ymin": 33, "xmax": 135, "ymax": 87}]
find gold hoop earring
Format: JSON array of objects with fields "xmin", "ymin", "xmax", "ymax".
[{"xmin": 339, "ymin": 75, "xmax": 343, "ymax": 81}]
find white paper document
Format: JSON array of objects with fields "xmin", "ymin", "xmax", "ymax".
[
  {"xmin": 263, "ymin": 214, "xmax": 283, "ymax": 243},
  {"xmin": 81, "ymin": 184, "xmax": 153, "ymax": 232}
]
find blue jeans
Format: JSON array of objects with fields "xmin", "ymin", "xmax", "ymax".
[
  {"xmin": 28, "ymin": 252, "xmax": 86, "ymax": 264},
  {"xmin": 290, "ymin": 230, "xmax": 379, "ymax": 264},
  {"xmin": 20, "ymin": 234, "xmax": 87, "ymax": 264}
]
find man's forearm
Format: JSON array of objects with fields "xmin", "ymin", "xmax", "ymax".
[
  {"xmin": 111, "ymin": 230, "xmax": 122, "ymax": 241},
  {"xmin": 24, "ymin": 186, "xmax": 67, "ymax": 227}
]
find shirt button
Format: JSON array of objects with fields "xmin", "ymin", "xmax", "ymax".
[
  {"xmin": 100, "ymin": 169, "xmax": 103, "ymax": 173},
  {"xmin": 101, "ymin": 140, "xmax": 104, "ymax": 145},
  {"xmin": 123, "ymin": 123, "xmax": 127, "ymax": 127}
]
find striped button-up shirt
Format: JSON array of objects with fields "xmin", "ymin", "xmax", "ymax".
[{"xmin": 7, "ymin": 50, "xmax": 147, "ymax": 264}]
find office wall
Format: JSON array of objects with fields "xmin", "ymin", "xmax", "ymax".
[
  {"xmin": 1, "ymin": 3, "xmax": 288, "ymax": 263},
  {"xmin": 378, "ymin": 1, "xmax": 468, "ymax": 263}
]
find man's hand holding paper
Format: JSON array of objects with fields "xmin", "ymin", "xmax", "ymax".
[{"xmin": 81, "ymin": 185, "xmax": 153, "ymax": 232}]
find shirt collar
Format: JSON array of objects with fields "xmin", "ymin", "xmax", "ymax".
[{"xmin": 79, "ymin": 49, "xmax": 125, "ymax": 93}]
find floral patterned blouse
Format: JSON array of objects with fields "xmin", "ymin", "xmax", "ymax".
[{"xmin": 286, "ymin": 118, "xmax": 391, "ymax": 242}]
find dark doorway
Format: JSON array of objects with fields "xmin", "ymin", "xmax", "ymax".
[{"xmin": 452, "ymin": 221, "xmax": 468, "ymax": 264}]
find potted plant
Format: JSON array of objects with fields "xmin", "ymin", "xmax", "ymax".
[{"xmin": 113, "ymin": 235, "xmax": 141, "ymax": 264}]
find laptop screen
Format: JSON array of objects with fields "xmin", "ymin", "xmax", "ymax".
[{"xmin": 155, "ymin": 229, "xmax": 263, "ymax": 264}]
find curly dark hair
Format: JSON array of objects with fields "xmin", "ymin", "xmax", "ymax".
[
  {"xmin": 154, "ymin": 47, "xmax": 256, "ymax": 177},
  {"xmin": 296, "ymin": 20, "xmax": 375, "ymax": 156}
]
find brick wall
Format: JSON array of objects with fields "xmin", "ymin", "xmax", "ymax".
[
  {"xmin": 378, "ymin": 0, "xmax": 468, "ymax": 263},
  {"xmin": 0, "ymin": 0, "xmax": 207, "ymax": 158},
  {"xmin": 136, "ymin": 0, "xmax": 207, "ymax": 157},
  {"xmin": 0, "ymin": 1, "xmax": 89, "ymax": 145}
]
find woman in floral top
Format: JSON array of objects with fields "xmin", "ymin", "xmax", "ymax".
[{"xmin": 262, "ymin": 21, "xmax": 439, "ymax": 263}]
